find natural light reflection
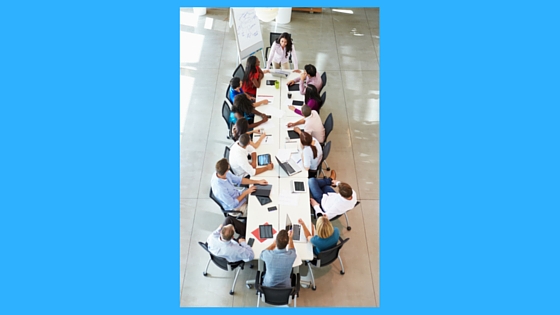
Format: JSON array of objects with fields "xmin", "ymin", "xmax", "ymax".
[
  {"xmin": 204, "ymin": 17, "xmax": 213, "ymax": 29},
  {"xmin": 333, "ymin": 9, "xmax": 354, "ymax": 14},
  {"xmin": 180, "ymin": 11, "xmax": 197, "ymax": 27},
  {"xmin": 353, "ymin": 98, "xmax": 379, "ymax": 123},
  {"xmin": 180, "ymin": 32, "xmax": 204, "ymax": 64},
  {"xmin": 180, "ymin": 75, "xmax": 195, "ymax": 142},
  {"xmin": 314, "ymin": 52, "xmax": 328, "ymax": 73}
]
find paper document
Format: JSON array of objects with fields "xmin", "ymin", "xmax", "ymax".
[
  {"xmin": 258, "ymin": 120, "xmax": 276, "ymax": 131},
  {"xmin": 278, "ymin": 190, "xmax": 298, "ymax": 206},
  {"xmin": 276, "ymin": 149, "xmax": 292, "ymax": 162}
]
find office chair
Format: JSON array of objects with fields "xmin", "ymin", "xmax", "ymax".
[
  {"xmin": 303, "ymin": 237, "xmax": 349, "ymax": 291},
  {"xmin": 265, "ymin": 32, "xmax": 293, "ymax": 66},
  {"xmin": 223, "ymin": 146, "xmax": 231, "ymax": 160},
  {"xmin": 221, "ymin": 101, "xmax": 233, "ymax": 140},
  {"xmin": 209, "ymin": 188, "xmax": 246, "ymax": 220},
  {"xmin": 225, "ymin": 84, "xmax": 233, "ymax": 104},
  {"xmin": 254, "ymin": 265, "xmax": 300, "ymax": 307},
  {"xmin": 232, "ymin": 64, "xmax": 244, "ymax": 80},
  {"xmin": 317, "ymin": 141, "xmax": 331, "ymax": 178},
  {"xmin": 321, "ymin": 113, "xmax": 334, "ymax": 171},
  {"xmin": 329, "ymin": 201, "xmax": 360, "ymax": 231},
  {"xmin": 318, "ymin": 91, "xmax": 327, "ymax": 114},
  {"xmin": 321, "ymin": 72, "xmax": 327, "ymax": 90},
  {"xmin": 198, "ymin": 241, "xmax": 247, "ymax": 295}
]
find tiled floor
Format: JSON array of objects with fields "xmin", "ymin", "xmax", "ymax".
[{"xmin": 180, "ymin": 7, "xmax": 379, "ymax": 307}]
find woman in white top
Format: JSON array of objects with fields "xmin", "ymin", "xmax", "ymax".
[
  {"xmin": 265, "ymin": 32, "xmax": 300, "ymax": 71},
  {"xmin": 299, "ymin": 131, "xmax": 323, "ymax": 178}
]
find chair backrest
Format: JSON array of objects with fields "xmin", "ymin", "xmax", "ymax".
[
  {"xmin": 232, "ymin": 64, "xmax": 244, "ymax": 80},
  {"xmin": 320, "ymin": 91, "xmax": 326, "ymax": 108},
  {"xmin": 261, "ymin": 286, "xmax": 294, "ymax": 305},
  {"xmin": 198, "ymin": 241, "xmax": 244, "ymax": 272},
  {"xmin": 209, "ymin": 187, "xmax": 226, "ymax": 212},
  {"xmin": 226, "ymin": 84, "xmax": 233, "ymax": 103},
  {"xmin": 269, "ymin": 32, "xmax": 283, "ymax": 46},
  {"xmin": 323, "ymin": 113, "xmax": 334, "ymax": 142},
  {"xmin": 224, "ymin": 146, "xmax": 231, "ymax": 160},
  {"xmin": 321, "ymin": 72, "xmax": 327, "ymax": 88},
  {"xmin": 314, "ymin": 238, "xmax": 349, "ymax": 268},
  {"xmin": 330, "ymin": 201, "xmax": 360, "ymax": 221},
  {"xmin": 222, "ymin": 100, "xmax": 232, "ymax": 130},
  {"xmin": 322, "ymin": 141, "xmax": 331, "ymax": 163}
]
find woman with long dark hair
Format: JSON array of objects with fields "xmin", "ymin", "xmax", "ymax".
[
  {"xmin": 288, "ymin": 84, "xmax": 322, "ymax": 116},
  {"xmin": 242, "ymin": 56, "xmax": 268, "ymax": 97},
  {"xmin": 265, "ymin": 32, "xmax": 299, "ymax": 71},
  {"xmin": 231, "ymin": 118, "xmax": 265, "ymax": 149},
  {"xmin": 299, "ymin": 131, "xmax": 323, "ymax": 178}
]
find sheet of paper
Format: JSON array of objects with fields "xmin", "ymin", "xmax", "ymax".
[
  {"xmin": 276, "ymin": 149, "xmax": 291, "ymax": 162},
  {"xmin": 278, "ymin": 190, "xmax": 298, "ymax": 206},
  {"xmin": 254, "ymin": 135, "xmax": 273, "ymax": 145},
  {"xmin": 257, "ymin": 120, "xmax": 275, "ymax": 131}
]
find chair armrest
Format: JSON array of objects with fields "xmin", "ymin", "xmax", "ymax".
[{"xmin": 255, "ymin": 270, "xmax": 263, "ymax": 292}]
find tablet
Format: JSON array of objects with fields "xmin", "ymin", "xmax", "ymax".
[
  {"xmin": 288, "ymin": 84, "xmax": 299, "ymax": 91},
  {"xmin": 292, "ymin": 100, "xmax": 304, "ymax": 106},
  {"xmin": 259, "ymin": 225, "xmax": 274, "ymax": 239},
  {"xmin": 266, "ymin": 80, "xmax": 276, "ymax": 85},
  {"xmin": 287, "ymin": 130, "xmax": 301, "ymax": 139},
  {"xmin": 257, "ymin": 154, "xmax": 271, "ymax": 166}
]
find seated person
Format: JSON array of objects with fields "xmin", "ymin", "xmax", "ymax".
[
  {"xmin": 288, "ymin": 84, "xmax": 322, "ymax": 116},
  {"xmin": 231, "ymin": 118, "xmax": 265, "ymax": 149},
  {"xmin": 299, "ymin": 131, "xmax": 323, "ymax": 178},
  {"xmin": 229, "ymin": 77, "xmax": 269, "ymax": 106},
  {"xmin": 207, "ymin": 216, "xmax": 254, "ymax": 262},
  {"xmin": 260, "ymin": 230, "xmax": 297, "ymax": 288},
  {"xmin": 211, "ymin": 158, "xmax": 268, "ymax": 214},
  {"xmin": 234, "ymin": 94, "xmax": 269, "ymax": 128},
  {"xmin": 298, "ymin": 216, "xmax": 339, "ymax": 257},
  {"xmin": 308, "ymin": 170, "xmax": 357, "ymax": 218},
  {"xmin": 287, "ymin": 64, "xmax": 323, "ymax": 95},
  {"xmin": 229, "ymin": 134, "xmax": 274, "ymax": 178},
  {"xmin": 286, "ymin": 105, "xmax": 325, "ymax": 143}
]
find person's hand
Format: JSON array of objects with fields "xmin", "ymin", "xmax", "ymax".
[
  {"xmin": 288, "ymin": 105, "xmax": 295, "ymax": 111},
  {"xmin": 254, "ymin": 128, "xmax": 261, "ymax": 134},
  {"xmin": 263, "ymin": 99, "xmax": 269, "ymax": 105},
  {"xmin": 263, "ymin": 69, "xmax": 270, "ymax": 74},
  {"xmin": 293, "ymin": 69, "xmax": 302, "ymax": 73},
  {"xmin": 287, "ymin": 122, "xmax": 295, "ymax": 128},
  {"xmin": 298, "ymin": 218, "xmax": 304, "ymax": 225},
  {"xmin": 248, "ymin": 185, "xmax": 257, "ymax": 193},
  {"xmin": 294, "ymin": 126, "xmax": 301, "ymax": 133},
  {"xmin": 248, "ymin": 96, "xmax": 256, "ymax": 101},
  {"xmin": 266, "ymin": 163, "xmax": 274, "ymax": 170},
  {"xmin": 288, "ymin": 230, "xmax": 293, "ymax": 238},
  {"xmin": 310, "ymin": 198, "xmax": 319, "ymax": 207},
  {"xmin": 261, "ymin": 115, "xmax": 269, "ymax": 122},
  {"xmin": 300, "ymin": 72, "xmax": 306, "ymax": 80},
  {"xmin": 287, "ymin": 80, "xmax": 294, "ymax": 86},
  {"xmin": 238, "ymin": 238, "xmax": 246, "ymax": 243},
  {"xmin": 258, "ymin": 179, "xmax": 268, "ymax": 185}
]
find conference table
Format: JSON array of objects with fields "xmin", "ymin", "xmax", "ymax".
[{"xmin": 245, "ymin": 71, "xmax": 314, "ymax": 271}]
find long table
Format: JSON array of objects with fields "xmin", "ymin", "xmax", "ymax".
[{"xmin": 246, "ymin": 71, "xmax": 314, "ymax": 266}]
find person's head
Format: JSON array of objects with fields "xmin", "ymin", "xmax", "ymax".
[
  {"xmin": 316, "ymin": 216, "xmax": 334, "ymax": 239},
  {"xmin": 275, "ymin": 33, "xmax": 293, "ymax": 56},
  {"xmin": 301, "ymin": 104, "xmax": 312, "ymax": 117},
  {"xmin": 232, "ymin": 105, "xmax": 243, "ymax": 120},
  {"xmin": 276, "ymin": 229, "xmax": 289, "ymax": 249},
  {"xmin": 304, "ymin": 64, "xmax": 317, "ymax": 77},
  {"xmin": 233, "ymin": 93, "xmax": 253, "ymax": 116},
  {"xmin": 233, "ymin": 117, "xmax": 249, "ymax": 140},
  {"xmin": 304, "ymin": 84, "xmax": 322, "ymax": 106},
  {"xmin": 230, "ymin": 77, "xmax": 242, "ymax": 91},
  {"xmin": 338, "ymin": 182, "xmax": 353, "ymax": 199},
  {"xmin": 221, "ymin": 224, "xmax": 235, "ymax": 241},
  {"xmin": 239, "ymin": 133, "xmax": 250, "ymax": 147},
  {"xmin": 243, "ymin": 56, "xmax": 259, "ymax": 83},
  {"xmin": 215, "ymin": 158, "xmax": 230, "ymax": 177},
  {"xmin": 300, "ymin": 131, "xmax": 317, "ymax": 159}
]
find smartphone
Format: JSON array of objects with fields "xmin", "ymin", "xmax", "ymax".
[
  {"xmin": 266, "ymin": 80, "xmax": 276, "ymax": 85},
  {"xmin": 247, "ymin": 238, "xmax": 255, "ymax": 247},
  {"xmin": 266, "ymin": 115, "xmax": 272, "ymax": 119},
  {"xmin": 268, "ymin": 206, "xmax": 277, "ymax": 212}
]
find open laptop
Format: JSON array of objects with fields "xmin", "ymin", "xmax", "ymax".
[
  {"xmin": 275, "ymin": 156, "xmax": 302, "ymax": 176},
  {"xmin": 285, "ymin": 214, "xmax": 305, "ymax": 242},
  {"xmin": 251, "ymin": 184, "xmax": 272, "ymax": 196},
  {"xmin": 270, "ymin": 70, "xmax": 290, "ymax": 78}
]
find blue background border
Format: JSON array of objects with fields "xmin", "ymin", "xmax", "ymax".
[{"xmin": 2, "ymin": 0, "xmax": 560, "ymax": 314}]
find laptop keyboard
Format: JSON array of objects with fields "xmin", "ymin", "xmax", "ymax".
[
  {"xmin": 292, "ymin": 224, "xmax": 301, "ymax": 240},
  {"xmin": 294, "ymin": 181, "xmax": 304, "ymax": 191},
  {"xmin": 284, "ymin": 163, "xmax": 295, "ymax": 174}
]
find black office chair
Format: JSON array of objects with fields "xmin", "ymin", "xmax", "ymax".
[
  {"xmin": 304, "ymin": 237, "xmax": 349, "ymax": 291},
  {"xmin": 321, "ymin": 113, "xmax": 334, "ymax": 171},
  {"xmin": 321, "ymin": 72, "xmax": 327, "ymax": 90},
  {"xmin": 265, "ymin": 32, "xmax": 293, "ymax": 65},
  {"xmin": 209, "ymin": 188, "xmax": 245, "ymax": 220},
  {"xmin": 317, "ymin": 141, "xmax": 331, "ymax": 178},
  {"xmin": 221, "ymin": 101, "xmax": 233, "ymax": 140},
  {"xmin": 255, "ymin": 268, "xmax": 300, "ymax": 307},
  {"xmin": 226, "ymin": 84, "xmax": 233, "ymax": 104},
  {"xmin": 198, "ymin": 241, "xmax": 247, "ymax": 295},
  {"xmin": 329, "ymin": 201, "xmax": 360, "ymax": 231},
  {"xmin": 318, "ymin": 91, "xmax": 327, "ymax": 114},
  {"xmin": 232, "ymin": 64, "xmax": 244, "ymax": 80},
  {"xmin": 223, "ymin": 146, "xmax": 231, "ymax": 160}
]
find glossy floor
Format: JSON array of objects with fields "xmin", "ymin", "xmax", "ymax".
[{"xmin": 180, "ymin": 7, "xmax": 379, "ymax": 307}]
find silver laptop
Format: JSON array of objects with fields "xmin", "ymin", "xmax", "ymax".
[
  {"xmin": 285, "ymin": 214, "xmax": 305, "ymax": 242},
  {"xmin": 270, "ymin": 70, "xmax": 290, "ymax": 78},
  {"xmin": 275, "ymin": 156, "xmax": 302, "ymax": 176}
]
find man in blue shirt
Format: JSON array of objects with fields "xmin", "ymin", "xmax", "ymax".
[
  {"xmin": 207, "ymin": 216, "xmax": 254, "ymax": 262},
  {"xmin": 260, "ymin": 230, "xmax": 297, "ymax": 288},
  {"xmin": 211, "ymin": 158, "xmax": 268, "ymax": 215}
]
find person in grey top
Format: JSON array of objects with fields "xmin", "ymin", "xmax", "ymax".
[
  {"xmin": 260, "ymin": 230, "xmax": 297, "ymax": 288},
  {"xmin": 207, "ymin": 217, "xmax": 254, "ymax": 262}
]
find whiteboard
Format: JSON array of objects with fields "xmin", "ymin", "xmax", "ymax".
[{"xmin": 231, "ymin": 8, "xmax": 264, "ymax": 61}]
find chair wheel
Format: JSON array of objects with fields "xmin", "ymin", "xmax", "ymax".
[
  {"xmin": 249, "ymin": 264, "xmax": 254, "ymax": 269},
  {"xmin": 229, "ymin": 290, "xmax": 234, "ymax": 295},
  {"xmin": 340, "ymin": 270, "xmax": 345, "ymax": 275},
  {"xmin": 203, "ymin": 272, "xmax": 207, "ymax": 276},
  {"xmin": 326, "ymin": 167, "xmax": 331, "ymax": 171},
  {"xmin": 312, "ymin": 286, "xmax": 317, "ymax": 291},
  {"xmin": 347, "ymin": 226, "xmax": 352, "ymax": 231},
  {"xmin": 246, "ymin": 284, "xmax": 253, "ymax": 289}
]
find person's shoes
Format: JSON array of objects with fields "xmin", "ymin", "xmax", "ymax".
[{"xmin": 330, "ymin": 170, "xmax": 338, "ymax": 187}]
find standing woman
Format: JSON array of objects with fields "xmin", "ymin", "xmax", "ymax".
[
  {"xmin": 242, "ymin": 56, "xmax": 268, "ymax": 98},
  {"xmin": 288, "ymin": 84, "xmax": 322, "ymax": 116},
  {"xmin": 265, "ymin": 32, "xmax": 300, "ymax": 71},
  {"xmin": 299, "ymin": 131, "xmax": 323, "ymax": 178}
]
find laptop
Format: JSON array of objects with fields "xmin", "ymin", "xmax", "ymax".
[
  {"xmin": 271, "ymin": 70, "xmax": 290, "ymax": 78},
  {"xmin": 275, "ymin": 156, "xmax": 302, "ymax": 176},
  {"xmin": 291, "ymin": 180, "xmax": 306, "ymax": 193},
  {"xmin": 285, "ymin": 214, "xmax": 305, "ymax": 242},
  {"xmin": 251, "ymin": 184, "xmax": 272, "ymax": 196}
]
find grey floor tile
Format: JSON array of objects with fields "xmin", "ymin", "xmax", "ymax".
[
  {"xmin": 360, "ymin": 200, "xmax": 379, "ymax": 305},
  {"xmin": 180, "ymin": 199, "xmax": 197, "ymax": 293}
]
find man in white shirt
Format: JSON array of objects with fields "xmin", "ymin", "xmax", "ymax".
[
  {"xmin": 207, "ymin": 216, "xmax": 254, "ymax": 262},
  {"xmin": 229, "ymin": 134, "xmax": 273, "ymax": 178},
  {"xmin": 286, "ymin": 105, "xmax": 325, "ymax": 143},
  {"xmin": 308, "ymin": 170, "xmax": 358, "ymax": 218}
]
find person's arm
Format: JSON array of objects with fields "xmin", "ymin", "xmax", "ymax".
[
  {"xmin": 291, "ymin": 43, "xmax": 298, "ymax": 70},
  {"xmin": 286, "ymin": 119, "xmax": 305, "ymax": 128},
  {"xmin": 298, "ymin": 219, "xmax": 313, "ymax": 241},
  {"xmin": 250, "ymin": 133, "xmax": 265, "ymax": 149},
  {"xmin": 253, "ymin": 99, "xmax": 269, "ymax": 107},
  {"xmin": 254, "ymin": 163, "xmax": 273, "ymax": 175},
  {"xmin": 237, "ymin": 242, "xmax": 255, "ymax": 261},
  {"xmin": 308, "ymin": 99, "xmax": 320, "ymax": 112},
  {"xmin": 299, "ymin": 73, "xmax": 307, "ymax": 95},
  {"xmin": 287, "ymin": 230, "xmax": 295, "ymax": 250},
  {"xmin": 302, "ymin": 147, "xmax": 310, "ymax": 171},
  {"xmin": 236, "ymin": 185, "xmax": 256, "ymax": 203},
  {"xmin": 266, "ymin": 241, "xmax": 276, "ymax": 251},
  {"xmin": 240, "ymin": 177, "xmax": 268, "ymax": 186}
]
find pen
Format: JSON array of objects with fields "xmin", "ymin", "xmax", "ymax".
[
  {"xmin": 296, "ymin": 159, "xmax": 301, "ymax": 164},
  {"xmin": 258, "ymin": 95, "xmax": 273, "ymax": 97}
]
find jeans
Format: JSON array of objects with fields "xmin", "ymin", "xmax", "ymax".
[{"xmin": 308, "ymin": 177, "xmax": 335, "ymax": 205}]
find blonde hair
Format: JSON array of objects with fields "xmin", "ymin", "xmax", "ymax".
[{"xmin": 316, "ymin": 216, "xmax": 334, "ymax": 239}]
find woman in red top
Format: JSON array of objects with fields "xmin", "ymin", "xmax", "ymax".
[{"xmin": 242, "ymin": 56, "xmax": 268, "ymax": 97}]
